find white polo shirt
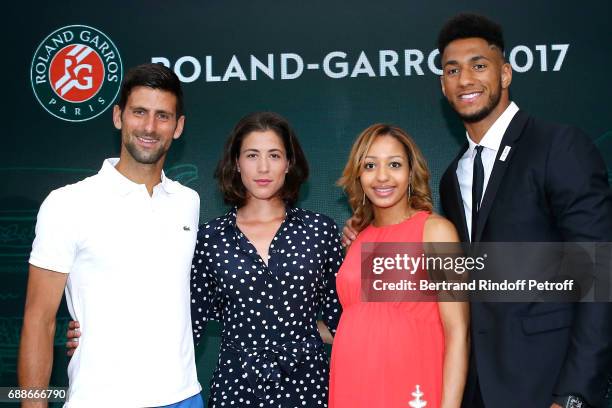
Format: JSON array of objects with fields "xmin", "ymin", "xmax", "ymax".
[{"xmin": 29, "ymin": 158, "xmax": 201, "ymax": 407}]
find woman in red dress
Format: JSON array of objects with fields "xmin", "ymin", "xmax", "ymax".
[{"xmin": 329, "ymin": 124, "xmax": 469, "ymax": 408}]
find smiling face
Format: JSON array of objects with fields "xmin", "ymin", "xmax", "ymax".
[
  {"xmin": 113, "ymin": 86, "xmax": 184, "ymax": 166},
  {"xmin": 237, "ymin": 129, "xmax": 289, "ymax": 203},
  {"xmin": 440, "ymin": 37, "xmax": 512, "ymax": 126},
  {"xmin": 360, "ymin": 135, "xmax": 411, "ymax": 214}
]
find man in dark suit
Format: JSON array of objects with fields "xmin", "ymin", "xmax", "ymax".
[{"xmin": 437, "ymin": 14, "xmax": 612, "ymax": 408}]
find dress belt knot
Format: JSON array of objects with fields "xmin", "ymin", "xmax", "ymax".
[{"xmin": 224, "ymin": 336, "xmax": 323, "ymax": 398}]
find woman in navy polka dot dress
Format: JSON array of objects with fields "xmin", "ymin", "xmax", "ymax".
[{"xmin": 191, "ymin": 112, "xmax": 343, "ymax": 407}]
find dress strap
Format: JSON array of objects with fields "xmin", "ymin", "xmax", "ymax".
[{"xmin": 411, "ymin": 210, "xmax": 431, "ymax": 242}]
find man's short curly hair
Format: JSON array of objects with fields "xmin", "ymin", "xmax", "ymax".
[{"xmin": 437, "ymin": 13, "xmax": 504, "ymax": 56}]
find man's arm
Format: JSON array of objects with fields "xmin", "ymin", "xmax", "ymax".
[
  {"xmin": 18, "ymin": 265, "xmax": 67, "ymax": 408},
  {"xmin": 545, "ymin": 126, "xmax": 612, "ymax": 406}
]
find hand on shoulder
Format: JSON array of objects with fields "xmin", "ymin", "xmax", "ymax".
[{"xmin": 423, "ymin": 213, "xmax": 460, "ymax": 243}]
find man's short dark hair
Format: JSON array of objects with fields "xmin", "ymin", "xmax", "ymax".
[
  {"xmin": 118, "ymin": 63, "xmax": 184, "ymax": 117},
  {"xmin": 215, "ymin": 111, "xmax": 309, "ymax": 207},
  {"xmin": 437, "ymin": 13, "xmax": 505, "ymax": 56}
]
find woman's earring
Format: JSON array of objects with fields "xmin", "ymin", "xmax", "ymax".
[
  {"xmin": 362, "ymin": 192, "xmax": 366, "ymax": 206},
  {"xmin": 407, "ymin": 173, "xmax": 412, "ymax": 203}
]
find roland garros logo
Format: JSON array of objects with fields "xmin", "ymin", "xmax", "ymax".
[{"xmin": 31, "ymin": 25, "xmax": 122, "ymax": 122}]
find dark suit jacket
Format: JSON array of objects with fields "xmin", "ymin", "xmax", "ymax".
[{"xmin": 439, "ymin": 110, "xmax": 612, "ymax": 407}]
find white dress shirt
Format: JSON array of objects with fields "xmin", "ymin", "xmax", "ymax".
[{"xmin": 456, "ymin": 102, "xmax": 519, "ymax": 240}]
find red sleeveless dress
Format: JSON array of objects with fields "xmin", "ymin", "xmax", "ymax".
[{"xmin": 329, "ymin": 211, "xmax": 444, "ymax": 408}]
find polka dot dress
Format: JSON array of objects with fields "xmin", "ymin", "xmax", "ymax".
[{"xmin": 191, "ymin": 207, "xmax": 343, "ymax": 407}]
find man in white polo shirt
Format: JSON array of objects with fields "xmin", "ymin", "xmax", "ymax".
[{"xmin": 18, "ymin": 63, "xmax": 203, "ymax": 408}]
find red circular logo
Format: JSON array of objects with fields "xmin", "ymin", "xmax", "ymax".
[{"xmin": 49, "ymin": 44, "xmax": 105, "ymax": 103}]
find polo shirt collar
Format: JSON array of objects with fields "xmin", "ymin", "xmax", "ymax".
[
  {"xmin": 99, "ymin": 158, "xmax": 179, "ymax": 196},
  {"xmin": 159, "ymin": 171, "xmax": 181, "ymax": 194}
]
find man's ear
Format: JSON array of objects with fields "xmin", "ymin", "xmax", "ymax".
[
  {"xmin": 173, "ymin": 115, "xmax": 185, "ymax": 140},
  {"xmin": 112, "ymin": 105, "xmax": 122, "ymax": 130},
  {"xmin": 501, "ymin": 62, "xmax": 512, "ymax": 89},
  {"xmin": 440, "ymin": 75, "xmax": 447, "ymax": 97}
]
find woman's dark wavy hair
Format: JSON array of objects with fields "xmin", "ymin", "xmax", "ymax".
[{"xmin": 215, "ymin": 112, "xmax": 309, "ymax": 207}]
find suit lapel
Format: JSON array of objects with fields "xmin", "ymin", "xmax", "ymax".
[
  {"xmin": 446, "ymin": 143, "xmax": 470, "ymax": 243},
  {"xmin": 473, "ymin": 110, "xmax": 530, "ymax": 242}
]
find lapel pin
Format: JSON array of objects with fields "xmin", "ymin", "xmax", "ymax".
[{"xmin": 499, "ymin": 145, "xmax": 511, "ymax": 162}]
